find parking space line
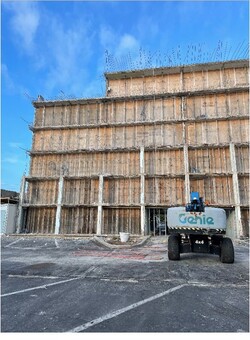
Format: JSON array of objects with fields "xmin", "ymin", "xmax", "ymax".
[
  {"xmin": 67, "ymin": 283, "xmax": 187, "ymax": 333},
  {"xmin": 1, "ymin": 266, "xmax": 96, "ymax": 297},
  {"xmin": 4, "ymin": 238, "xmax": 23, "ymax": 248},
  {"xmin": 1, "ymin": 277, "xmax": 81, "ymax": 297},
  {"xmin": 8, "ymin": 274, "xmax": 61, "ymax": 280}
]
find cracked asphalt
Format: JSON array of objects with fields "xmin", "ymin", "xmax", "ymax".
[{"xmin": 1, "ymin": 235, "xmax": 249, "ymax": 333}]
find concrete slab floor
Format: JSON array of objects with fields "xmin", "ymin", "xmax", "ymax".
[{"xmin": 1, "ymin": 235, "xmax": 249, "ymax": 333}]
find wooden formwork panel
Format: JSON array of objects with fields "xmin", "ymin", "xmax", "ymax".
[
  {"xmin": 103, "ymin": 178, "xmax": 140, "ymax": 205},
  {"xmin": 154, "ymin": 75, "xmax": 166, "ymax": 94},
  {"xmin": 124, "ymin": 101, "xmax": 135, "ymax": 122},
  {"xmin": 183, "ymin": 71, "xmax": 205, "ymax": 91},
  {"xmin": 107, "ymin": 79, "xmax": 120, "ymax": 97},
  {"xmin": 185, "ymin": 92, "xmax": 248, "ymax": 120},
  {"xmin": 130, "ymin": 77, "xmax": 144, "ymax": 96},
  {"xmin": 34, "ymin": 90, "xmax": 248, "ymax": 129},
  {"xmin": 235, "ymin": 67, "xmax": 249, "ymax": 86},
  {"xmin": 63, "ymin": 179, "xmax": 99, "ymax": 205},
  {"xmin": 153, "ymin": 73, "xmax": 177, "ymax": 93},
  {"xmin": 206, "ymin": 69, "xmax": 221, "ymax": 89},
  {"xmin": 229, "ymin": 92, "xmax": 249, "ymax": 116},
  {"xmin": 145, "ymin": 177, "xmax": 185, "ymax": 205},
  {"xmin": 186, "ymin": 119, "xmax": 248, "ymax": 146},
  {"xmin": 144, "ymin": 76, "xmax": 156, "ymax": 95},
  {"xmin": 220, "ymin": 68, "xmax": 235, "ymax": 88},
  {"xmin": 25, "ymin": 207, "xmax": 56, "ymax": 233},
  {"xmin": 106, "ymin": 67, "xmax": 248, "ymax": 98},
  {"xmin": 32, "ymin": 123, "xmax": 184, "ymax": 152},
  {"xmin": 60, "ymin": 207, "xmax": 97, "ymax": 234},
  {"xmin": 190, "ymin": 176, "xmax": 234, "ymax": 205},
  {"xmin": 241, "ymin": 209, "xmax": 249, "ymax": 237},
  {"xmin": 239, "ymin": 176, "xmax": 249, "ymax": 206},
  {"xmin": 189, "ymin": 147, "xmax": 231, "ymax": 174},
  {"xmin": 107, "ymin": 102, "xmax": 116, "ymax": 123},
  {"xmin": 235, "ymin": 146, "xmax": 249, "ymax": 173},
  {"xmin": 129, "ymin": 97, "xmax": 179, "ymax": 124},
  {"xmin": 30, "ymin": 152, "xmax": 140, "ymax": 177},
  {"xmin": 107, "ymin": 73, "xmax": 182, "ymax": 97},
  {"xmin": 44, "ymin": 106, "xmax": 54, "ymax": 126},
  {"xmin": 35, "ymin": 107, "xmax": 44, "ymax": 126},
  {"xmin": 216, "ymin": 93, "xmax": 230, "ymax": 116},
  {"xmin": 80, "ymin": 103, "xmax": 99, "ymax": 125},
  {"xmin": 163, "ymin": 97, "xmax": 182, "ymax": 120},
  {"xmin": 52, "ymin": 106, "xmax": 64, "ymax": 125},
  {"xmin": 229, "ymin": 119, "xmax": 249, "ymax": 144},
  {"xmin": 103, "ymin": 208, "xmax": 141, "ymax": 234},
  {"xmin": 145, "ymin": 149, "xmax": 184, "ymax": 175},
  {"xmin": 26, "ymin": 180, "xmax": 58, "ymax": 205}
]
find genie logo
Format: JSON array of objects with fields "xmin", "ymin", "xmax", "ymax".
[{"xmin": 179, "ymin": 214, "xmax": 214, "ymax": 225}]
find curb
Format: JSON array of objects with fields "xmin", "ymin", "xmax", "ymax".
[{"xmin": 92, "ymin": 235, "xmax": 151, "ymax": 250}]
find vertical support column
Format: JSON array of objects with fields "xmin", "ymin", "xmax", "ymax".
[
  {"xmin": 97, "ymin": 175, "xmax": 103, "ymax": 236},
  {"xmin": 183, "ymin": 144, "xmax": 190, "ymax": 204},
  {"xmin": 55, "ymin": 176, "xmax": 64, "ymax": 235},
  {"xmin": 229, "ymin": 143, "xmax": 243, "ymax": 238},
  {"xmin": 182, "ymin": 101, "xmax": 190, "ymax": 205},
  {"xmin": 16, "ymin": 176, "xmax": 26, "ymax": 233},
  {"xmin": 140, "ymin": 147, "xmax": 146, "ymax": 235}
]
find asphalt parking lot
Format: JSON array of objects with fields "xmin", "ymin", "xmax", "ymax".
[{"xmin": 1, "ymin": 235, "xmax": 249, "ymax": 333}]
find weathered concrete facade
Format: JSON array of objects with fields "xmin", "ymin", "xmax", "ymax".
[{"xmin": 17, "ymin": 59, "xmax": 249, "ymax": 238}]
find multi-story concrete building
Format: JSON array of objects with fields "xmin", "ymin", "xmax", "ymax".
[{"xmin": 17, "ymin": 59, "xmax": 249, "ymax": 238}]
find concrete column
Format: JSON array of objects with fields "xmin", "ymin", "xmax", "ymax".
[
  {"xmin": 229, "ymin": 143, "xmax": 243, "ymax": 238},
  {"xmin": 16, "ymin": 176, "xmax": 26, "ymax": 233},
  {"xmin": 96, "ymin": 175, "xmax": 103, "ymax": 235},
  {"xmin": 55, "ymin": 176, "xmax": 64, "ymax": 235},
  {"xmin": 183, "ymin": 144, "xmax": 190, "ymax": 204},
  {"xmin": 140, "ymin": 147, "xmax": 146, "ymax": 235}
]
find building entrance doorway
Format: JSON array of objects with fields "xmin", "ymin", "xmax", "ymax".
[{"xmin": 146, "ymin": 208, "xmax": 168, "ymax": 236}]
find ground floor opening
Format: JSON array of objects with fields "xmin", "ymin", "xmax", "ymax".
[{"xmin": 146, "ymin": 208, "xmax": 168, "ymax": 236}]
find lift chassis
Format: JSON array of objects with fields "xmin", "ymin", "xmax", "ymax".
[{"xmin": 167, "ymin": 192, "xmax": 234, "ymax": 263}]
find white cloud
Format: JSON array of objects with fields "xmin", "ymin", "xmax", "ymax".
[
  {"xmin": 43, "ymin": 16, "xmax": 95, "ymax": 95},
  {"xmin": 116, "ymin": 34, "xmax": 139, "ymax": 56},
  {"xmin": 99, "ymin": 25, "xmax": 140, "ymax": 57},
  {"xmin": 2, "ymin": 64, "xmax": 15, "ymax": 92},
  {"xmin": 99, "ymin": 25, "xmax": 116, "ymax": 51},
  {"xmin": 7, "ymin": 2, "xmax": 40, "ymax": 53},
  {"xmin": 1, "ymin": 63, "xmax": 27, "ymax": 95},
  {"xmin": 2, "ymin": 157, "xmax": 19, "ymax": 164}
]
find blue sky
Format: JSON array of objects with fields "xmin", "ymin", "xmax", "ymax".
[{"xmin": 1, "ymin": 0, "xmax": 249, "ymax": 192}]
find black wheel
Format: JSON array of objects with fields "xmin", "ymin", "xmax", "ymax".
[
  {"xmin": 211, "ymin": 234, "xmax": 223, "ymax": 245},
  {"xmin": 168, "ymin": 234, "xmax": 180, "ymax": 260},
  {"xmin": 220, "ymin": 237, "xmax": 234, "ymax": 263}
]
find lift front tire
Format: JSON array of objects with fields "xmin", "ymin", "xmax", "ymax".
[
  {"xmin": 168, "ymin": 234, "xmax": 180, "ymax": 260},
  {"xmin": 220, "ymin": 237, "xmax": 234, "ymax": 263}
]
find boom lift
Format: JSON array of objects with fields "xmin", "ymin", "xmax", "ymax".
[{"xmin": 167, "ymin": 192, "xmax": 234, "ymax": 263}]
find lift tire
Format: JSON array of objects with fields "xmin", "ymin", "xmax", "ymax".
[
  {"xmin": 220, "ymin": 237, "xmax": 234, "ymax": 263},
  {"xmin": 168, "ymin": 235, "xmax": 180, "ymax": 261}
]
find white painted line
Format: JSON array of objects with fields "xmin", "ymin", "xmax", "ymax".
[
  {"xmin": 101, "ymin": 278, "xmax": 139, "ymax": 284},
  {"xmin": 8, "ymin": 274, "xmax": 61, "ymax": 280},
  {"xmin": 1, "ymin": 266, "xmax": 96, "ymax": 298},
  {"xmin": 67, "ymin": 284, "xmax": 187, "ymax": 333},
  {"xmin": 1, "ymin": 277, "xmax": 80, "ymax": 297},
  {"xmin": 5, "ymin": 238, "xmax": 23, "ymax": 248}
]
